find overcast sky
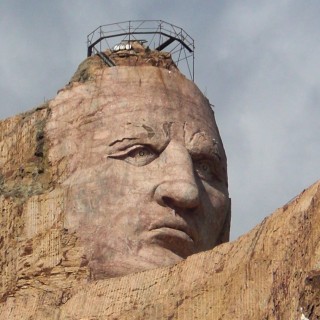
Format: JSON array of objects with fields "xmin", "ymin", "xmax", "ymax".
[{"xmin": 1, "ymin": 1, "xmax": 319, "ymax": 240}]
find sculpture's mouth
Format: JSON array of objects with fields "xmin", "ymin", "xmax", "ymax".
[
  {"xmin": 150, "ymin": 219, "xmax": 196, "ymax": 240},
  {"xmin": 148, "ymin": 222, "xmax": 197, "ymax": 258}
]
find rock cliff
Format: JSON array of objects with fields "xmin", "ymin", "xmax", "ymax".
[{"xmin": 0, "ymin": 51, "xmax": 319, "ymax": 319}]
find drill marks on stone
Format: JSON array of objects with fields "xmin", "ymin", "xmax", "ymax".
[
  {"xmin": 0, "ymin": 109, "xmax": 48, "ymax": 169},
  {"xmin": 25, "ymin": 189, "xmax": 64, "ymax": 238},
  {"xmin": 0, "ymin": 107, "xmax": 52, "ymax": 201},
  {"xmin": 21, "ymin": 189, "xmax": 65, "ymax": 271},
  {"xmin": 0, "ymin": 117, "xmax": 20, "ymax": 141},
  {"xmin": 34, "ymin": 229, "xmax": 62, "ymax": 269},
  {"xmin": 0, "ymin": 197, "xmax": 19, "ymax": 299},
  {"xmin": 60, "ymin": 267, "xmax": 174, "ymax": 319}
]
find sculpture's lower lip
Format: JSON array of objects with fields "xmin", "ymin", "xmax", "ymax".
[
  {"xmin": 149, "ymin": 222, "xmax": 196, "ymax": 242},
  {"xmin": 148, "ymin": 227, "xmax": 195, "ymax": 258},
  {"xmin": 152, "ymin": 227, "xmax": 193, "ymax": 240}
]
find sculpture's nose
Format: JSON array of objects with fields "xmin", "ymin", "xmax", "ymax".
[
  {"xmin": 154, "ymin": 141, "xmax": 200, "ymax": 210},
  {"xmin": 155, "ymin": 181, "xmax": 200, "ymax": 209}
]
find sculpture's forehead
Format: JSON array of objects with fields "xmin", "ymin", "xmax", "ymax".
[
  {"xmin": 99, "ymin": 101, "xmax": 219, "ymax": 144},
  {"xmin": 97, "ymin": 66, "xmax": 209, "ymax": 113},
  {"xmin": 109, "ymin": 118, "xmax": 215, "ymax": 141},
  {"xmin": 93, "ymin": 69, "xmax": 221, "ymax": 151}
]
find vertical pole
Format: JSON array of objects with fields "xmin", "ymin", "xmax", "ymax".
[
  {"xmin": 99, "ymin": 27, "xmax": 102, "ymax": 52},
  {"xmin": 193, "ymin": 45, "xmax": 195, "ymax": 81},
  {"xmin": 159, "ymin": 22, "xmax": 162, "ymax": 48},
  {"xmin": 87, "ymin": 36, "xmax": 89, "ymax": 57},
  {"xmin": 129, "ymin": 21, "xmax": 131, "ymax": 44},
  {"xmin": 129, "ymin": 21, "xmax": 131, "ymax": 66}
]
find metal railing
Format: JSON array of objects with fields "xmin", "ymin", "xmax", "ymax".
[{"xmin": 87, "ymin": 20, "xmax": 195, "ymax": 81}]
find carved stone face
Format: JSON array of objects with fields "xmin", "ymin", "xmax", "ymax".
[{"xmin": 61, "ymin": 67, "xmax": 230, "ymax": 279}]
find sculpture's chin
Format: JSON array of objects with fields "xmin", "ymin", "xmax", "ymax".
[{"xmin": 88, "ymin": 245, "xmax": 187, "ymax": 280}]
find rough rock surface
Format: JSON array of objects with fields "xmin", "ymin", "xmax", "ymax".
[
  {"xmin": 58, "ymin": 180, "xmax": 320, "ymax": 320},
  {"xmin": 69, "ymin": 42, "xmax": 178, "ymax": 85},
  {"xmin": 0, "ymin": 54, "xmax": 319, "ymax": 319}
]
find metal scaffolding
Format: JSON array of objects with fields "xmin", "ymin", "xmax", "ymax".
[{"xmin": 87, "ymin": 20, "xmax": 195, "ymax": 81}]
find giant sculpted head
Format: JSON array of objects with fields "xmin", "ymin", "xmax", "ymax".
[{"xmin": 48, "ymin": 61, "xmax": 230, "ymax": 279}]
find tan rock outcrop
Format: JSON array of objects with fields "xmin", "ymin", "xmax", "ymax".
[
  {"xmin": 0, "ymin": 54, "xmax": 319, "ymax": 319},
  {"xmin": 1, "ymin": 177, "xmax": 319, "ymax": 319},
  {"xmin": 60, "ymin": 178, "xmax": 320, "ymax": 319}
]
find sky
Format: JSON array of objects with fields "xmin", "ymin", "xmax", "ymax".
[{"xmin": 0, "ymin": 1, "xmax": 319, "ymax": 240}]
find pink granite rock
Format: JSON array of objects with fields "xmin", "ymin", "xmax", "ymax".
[{"xmin": 47, "ymin": 64, "xmax": 230, "ymax": 279}]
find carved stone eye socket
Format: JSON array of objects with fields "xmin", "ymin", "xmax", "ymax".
[
  {"xmin": 108, "ymin": 145, "xmax": 158, "ymax": 166},
  {"xmin": 124, "ymin": 146, "xmax": 158, "ymax": 166},
  {"xmin": 194, "ymin": 159, "xmax": 218, "ymax": 183},
  {"xmin": 201, "ymin": 163, "xmax": 209, "ymax": 171}
]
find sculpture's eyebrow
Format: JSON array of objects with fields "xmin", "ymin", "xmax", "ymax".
[
  {"xmin": 107, "ymin": 134, "xmax": 151, "ymax": 152},
  {"xmin": 109, "ymin": 137, "xmax": 139, "ymax": 147},
  {"xmin": 187, "ymin": 131, "xmax": 221, "ymax": 159},
  {"xmin": 108, "ymin": 124, "xmax": 156, "ymax": 147},
  {"xmin": 107, "ymin": 123, "xmax": 169, "ymax": 154},
  {"xmin": 188, "ymin": 130, "xmax": 210, "ymax": 144}
]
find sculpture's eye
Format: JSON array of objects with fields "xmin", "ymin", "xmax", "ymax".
[
  {"xmin": 194, "ymin": 159, "xmax": 220, "ymax": 183},
  {"xmin": 124, "ymin": 146, "xmax": 157, "ymax": 166},
  {"xmin": 108, "ymin": 145, "xmax": 158, "ymax": 166},
  {"xmin": 109, "ymin": 145, "xmax": 157, "ymax": 167}
]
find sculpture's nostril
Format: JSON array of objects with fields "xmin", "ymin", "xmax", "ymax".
[{"xmin": 162, "ymin": 196, "xmax": 174, "ymax": 207}]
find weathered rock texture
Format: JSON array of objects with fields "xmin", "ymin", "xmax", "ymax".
[
  {"xmin": 58, "ymin": 180, "xmax": 320, "ymax": 319},
  {"xmin": 69, "ymin": 42, "xmax": 177, "ymax": 85},
  {"xmin": 0, "ymin": 52, "xmax": 319, "ymax": 319}
]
